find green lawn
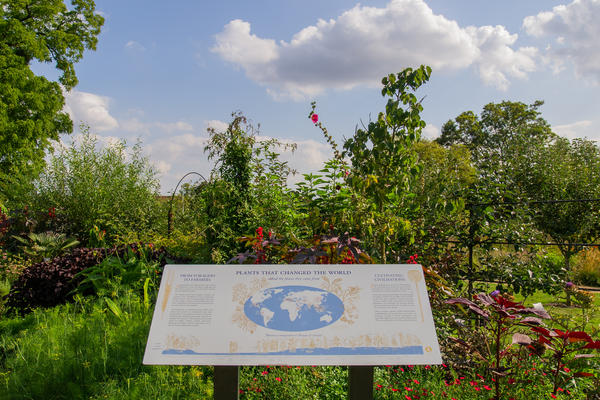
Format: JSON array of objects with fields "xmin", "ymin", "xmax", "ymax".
[{"xmin": 517, "ymin": 289, "xmax": 600, "ymax": 332}]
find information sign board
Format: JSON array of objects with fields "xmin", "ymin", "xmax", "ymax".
[{"xmin": 143, "ymin": 264, "xmax": 442, "ymax": 365}]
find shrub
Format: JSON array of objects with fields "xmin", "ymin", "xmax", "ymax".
[
  {"xmin": 11, "ymin": 231, "xmax": 79, "ymax": 263},
  {"xmin": 229, "ymin": 227, "xmax": 372, "ymax": 265},
  {"xmin": 0, "ymin": 250, "xmax": 31, "ymax": 282},
  {"xmin": 73, "ymin": 245, "xmax": 167, "ymax": 299},
  {"xmin": 30, "ymin": 129, "xmax": 162, "ymax": 245},
  {"xmin": 144, "ymin": 229, "xmax": 209, "ymax": 263},
  {"xmin": 5, "ymin": 247, "xmax": 109, "ymax": 312},
  {"xmin": 4, "ymin": 243, "xmax": 174, "ymax": 312}
]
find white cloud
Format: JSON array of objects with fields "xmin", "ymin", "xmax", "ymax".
[
  {"xmin": 63, "ymin": 90, "xmax": 119, "ymax": 131},
  {"xmin": 155, "ymin": 121, "xmax": 193, "ymax": 134},
  {"xmin": 154, "ymin": 160, "xmax": 172, "ymax": 175},
  {"xmin": 523, "ymin": 0, "xmax": 600, "ymax": 83},
  {"xmin": 146, "ymin": 133, "xmax": 211, "ymax": 193},
  {"xmin": 125, "ymin": 40, "xmax": 146, "ymax": 52},
  {"xmin": 120, "ymin": 117, "xmax": 148, "ymax": 133},
  {"xmin": 422, "ymin": 123, "xmax": 440, "ymax": 140},
  {"xmin": 212, "ymin": 0, "xmax": 537, "ymax": 99},
  {"xmin": 120, "ymin": 118, "xmax": 194, "ymax": 135},
  {"xmin": 466, "ymin": 26, "xmax": 537, "ymax": 91},
  {"xmin": 213, "ymin": 20, "xmax": 278, "ymax": 66},
  {"xmin": 552, "ymin": 120, "xmax": 594, "ymax": 139}
]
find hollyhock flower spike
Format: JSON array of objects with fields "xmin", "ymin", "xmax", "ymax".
[{"xmin": 311, "ymin": 113, "xmax": 318, "ymax": 123}]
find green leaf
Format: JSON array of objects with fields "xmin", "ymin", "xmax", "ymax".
[
  {"xmin": 143, "ymin": 278, "xmax": 151, "ymax": 310},
  {"xmin": 104, "ymin": 297, "xmax": 123, "ymax": 320}
]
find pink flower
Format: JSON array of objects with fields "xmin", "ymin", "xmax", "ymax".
[{"xmin": 311, "ymin": 114, "xmax": 319, "ymax": 123}]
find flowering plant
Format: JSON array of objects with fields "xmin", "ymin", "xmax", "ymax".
[
  {"xmin": 445, "ymin": 292, "xmax": 551, "ymax": 400},
  {"xmin": 228, "ymin": 226, "xmax": 371, "ymax": 265}
]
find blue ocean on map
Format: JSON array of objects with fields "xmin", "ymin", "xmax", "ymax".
[{"xmin": 243, "ymin": 285, "xmax": 344, "ymax": 331}]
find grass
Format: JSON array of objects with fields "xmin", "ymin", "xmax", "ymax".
[
  {"xmin": 0, "ymin": 292, "xmax": 213, "ymax": 400},
  {"xmin": 516, "ymin": 289, "xmax": 600, "ymax": 333}
]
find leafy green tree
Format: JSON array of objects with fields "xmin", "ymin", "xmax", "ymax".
[
  {"xmin": 521, "ymin": 137, "xmax": 600, "ymax": 279},
  {"xmin": 31, "ymin": 129, "xmax": 161, "ymax": 244},
  {"xmin": 436, "ymin": 101, "xmax": 557, "ymax": 294},
  {"xmin": 0, "ymin": 0, "xmax": 104, "ymax": 203},
  {"xmin": 437, "ymin": 100, "xmax": 556, "ymax": 203},
  {"xmin": 412, "ymin": 140, "xmax": 475, "ymax": 239},
  {"xmin": 342, "ymin": 65, "xmax": 432, "ymax": 263}
]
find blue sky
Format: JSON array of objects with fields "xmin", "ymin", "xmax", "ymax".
[{"xmin": 35, "ymin": 0, "xmax": 600, "ymax": 193}]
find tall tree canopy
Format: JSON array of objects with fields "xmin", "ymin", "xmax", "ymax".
[
  {"xmin": 437, "ymin": 100, "xmax": 556, "ymax": 202},
  {"xmin": 0, "ymin": 0, "xmax": 104, "ymax": 201},
  {"xmin": 520, "ymin": 137, "xmax": 600, "ymax": 275}
]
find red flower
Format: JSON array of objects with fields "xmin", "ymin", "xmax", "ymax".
[{"xmin": 311, "ymin": 113, "xmax": 319, "ymax": 123}]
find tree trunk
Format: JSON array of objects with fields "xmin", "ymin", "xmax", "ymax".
[{"xmin": 564, "ymin": 250, "xmax": 572, "ymax": 306}]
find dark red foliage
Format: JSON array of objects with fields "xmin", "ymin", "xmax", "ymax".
[
  {"xmin": 4, "ymin": 243, "xmax": 178, "ymax": 313},
  {"xmin": 5, "ymin": 247, "xmax": 110, "ymax": 312}
]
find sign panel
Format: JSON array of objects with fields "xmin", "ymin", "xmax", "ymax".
[{"xmin": 143, "ymin": 264, "xmax": 442, "ymax": 365}]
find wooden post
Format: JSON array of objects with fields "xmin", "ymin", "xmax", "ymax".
[
  {"xmin": 348, "ymin": 366, "xmax": 374, "ymax": 400},
  {"xmin": 214, "ymin": 366, "xmax": 239, "ymax": 400}
]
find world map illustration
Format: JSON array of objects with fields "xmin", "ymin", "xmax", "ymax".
[{"xmin": 243, "ymin": 285, "xmax": 345, "ymax": 331}]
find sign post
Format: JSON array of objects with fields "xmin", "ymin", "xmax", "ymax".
[
  {"xmin": 348, "ymin": 366, "xmax": 374, "ymax": 400},
  {"xmin": 144, "ymin": 264, "xmax": 441, "ymax": 397},
  {"xmin": 214, "ymin": 366, "xmax": 239, "ymax": 400}
]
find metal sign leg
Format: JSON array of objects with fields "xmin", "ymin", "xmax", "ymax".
[
  {"xmin": 348, "ymin": 366, "xmax": 374, "ymax": 400},
  {"xmin": 214, "ymin": 366, "xmax": 239, "ymax": 400}
]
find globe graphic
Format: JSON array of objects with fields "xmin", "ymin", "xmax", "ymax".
[{"xmin": 243, "ymin": 285, "xmax": 345, "ymax": 331}]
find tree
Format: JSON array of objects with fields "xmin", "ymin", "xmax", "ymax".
[
  {"xmin": 437, "ymin": 100, "xmax": 555, "ymax": 203},
  {"xmin": 436, "ymin": 101, "xmax": 557, "ymax": 294},
  {"xmin": 0, "ymin": 0, "xmax": 104, "ymax": 202},
  {"xmin": 412, "ymin": 140, "xmax": 475, "ymax": 239},
  {"xmin": 521, "ymin": 137, "xmax": 600, "ymax": 280},
  {"xmin": 342, "ymin": 65, "xmax": 432, "ymax": 263}
]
